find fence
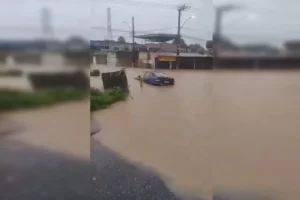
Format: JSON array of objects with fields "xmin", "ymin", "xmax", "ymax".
[{"xmin": 101, "ymin": 69, "xmax": 129, "ymax": 92}]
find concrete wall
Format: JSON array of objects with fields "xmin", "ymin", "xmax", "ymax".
[
  {"xmin": 63, "ymin": 51, "xmax": 89, "ymax": 67},
  {"xmin": 11, "ymin": 52, "xmax": 43, "ymax": 65},
  {"xmin": 28, "ymin": 70, "xmax": 89, "ymax": 90},
  {"xmin": 0, "ymin": 53, "xmax": 89, "ymax": 67},
  {"xmin": 215, "ymin": 57, "xmax": 300, "ymax": 69},
  {"xmin": 0, "ymin": 52, "xmax": 7, "ymax": 64},
  {"xmin": 155, "ymin": 56, "xmax": 213, "ymax": 70},
  {"xmin": 116, "ymin": 51, "xmax": 139, "ymax": 67},
  {"xmin": 160, "ymin": 43, "xmax": 177, "ymax": 53},
  {"xmin": 91, "ymin": 54, "xmax": 107, "ymax": 65}
]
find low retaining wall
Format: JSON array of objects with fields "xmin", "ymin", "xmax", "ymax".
[
  {"xmin": 12, "ymin": 53, "xmax": 43, "ymax": 65},
  {"xmin": 28, "ymin": 70, "xmax": 89, "ymax": 90},
  {"xmin": 0, "ymin": 52, "xmax": 89, "ymax": 67}
]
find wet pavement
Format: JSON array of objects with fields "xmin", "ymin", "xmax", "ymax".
[
  {"xmin": 0, "ymin": 135, "xmax": 276, "ymax": 200},
  {"xmin": 91, "ymin": 138, "xmax": 205, "ymax": 200},
  {"xmin": 0, "ymin": 139, "xmax": 90, "ymax": 200}
]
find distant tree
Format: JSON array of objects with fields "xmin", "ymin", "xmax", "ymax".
[
  {"xmin": 65, "ymin": 36, "xmax": 89, "ymax": 51},
  {"xmin": 206, "ymin": 40, "xmax": 213, "ymax": 49},
  {"xmin": 117, "ymin": 36, "xmax": 126, "ymax": 43},
  {"xmin": 188, "ymin": 44, "xmax": 205, "ymax": 54},
  {"xmin": 172, "ymin": 38, "xmax": 187, "ymax": 48},
  {"xmin": 104, "ymin": 39, "xmax": 115, "ymax": 43}
]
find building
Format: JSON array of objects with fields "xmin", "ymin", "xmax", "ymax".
[
  {"xmin": 90, "ymin": 40, "xmax": 132, "ymax": 53},
  {"xmin": 0, "ymin": 40, "xmax": 46, "ymax": 52},
  {"xmin": 285, "ymin": 40, "xmax": 300, "ymax": 55}
]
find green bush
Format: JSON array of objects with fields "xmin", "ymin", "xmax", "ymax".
[
  {"xmin": 0, "ymin": 88, "xmax": 88, "ymax": 111},
  {"xmin": 90, "ymin": 87, "xmax": 127, "ymax": 111}
]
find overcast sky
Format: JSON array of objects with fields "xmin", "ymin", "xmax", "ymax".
[{"xmin": 0, "ymin": 0, "xmax": 299, "ymax": 48}]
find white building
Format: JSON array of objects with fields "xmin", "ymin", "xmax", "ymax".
[{"xmin": 90, "ymin": 40, "xmax": 132, "ymax": 53}]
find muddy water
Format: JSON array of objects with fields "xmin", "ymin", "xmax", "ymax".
[
  {"xmin": 1, "ymin": 66, "xmax": 90, "ymax": 160},
  {"xmin": 3, "ymin": 100, "xmax": 90, "ymax": 159},
  {"xmin": 91, "ymin": 66, "xmax": 300, "ymax": 200},
  {"xmin": 212, "ymin": 71, "xmax": 300, "ymax": 200}
]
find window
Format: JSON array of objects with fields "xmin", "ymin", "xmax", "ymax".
[
  {"xmin": 100, "ymin": 46, "xmax": 109, "ymax": 50},
  {"xmin": 148, "ymin": 72, "xmax": 156, "ymax": 78},
  {"xmin": 143, "ymin": 72, "xmax": 150, "ymax": 79},
  {"xmin": 155, "ymin": 72, "xmax": 166, "ymax": 77}
]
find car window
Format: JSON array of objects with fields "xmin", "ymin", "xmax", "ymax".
[
  {"xmin": 155, "ymin": 73, "xmax": 166, "ymax": 77},
  {"xmin": 143, "ymin": 72, "xmax": 149, "ymax": 79},
  {"xmin": 148, "ymin": 72, "xmax": 156, "ymax": 78}
]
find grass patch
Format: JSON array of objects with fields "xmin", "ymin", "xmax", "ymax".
[
  {"xmin": 90, "ymin": 87, "xmax": 128, "ymax": 111},
  {"xmin": 0, "ymin": 88, "xmax": 88, "ymax": 111}
]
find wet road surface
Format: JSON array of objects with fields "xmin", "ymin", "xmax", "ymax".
[
  {"xmin": 91, "ymin": 138, "xmax": 206, "ymax": 200},
  {"xmin": 0, "ymin": 139, "xmax": 90, "ymax": 200}
]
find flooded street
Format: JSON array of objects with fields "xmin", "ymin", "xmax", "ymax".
[
  {"xmin": 3, "ymin": 100, "xmax": 89, "ymax": 159},
  {"xmin": 91, "ymin": 66, "xmax": 300, "ymax": 200},
  {"xmin": 1, "ymin": 66, "xmax": 90, "ymax": 159},
  {"xmin": 212, "ymin": 71, "xmax": 300, "ymax": 200}
]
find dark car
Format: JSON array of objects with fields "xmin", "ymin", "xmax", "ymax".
[{"xmin": 136, "ymin": 71, "xmax": 175, "ymax": 86}]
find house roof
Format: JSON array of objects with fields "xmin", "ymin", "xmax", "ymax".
[{"xmin": 134, "ymin": 33, "xmax": 177, "ymax": 42}]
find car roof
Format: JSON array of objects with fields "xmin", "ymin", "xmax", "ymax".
[{"xmin": 144, "ymin": 71, "xmax": 165, "ymax": 74}]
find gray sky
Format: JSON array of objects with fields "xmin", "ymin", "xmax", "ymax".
[{"xmin": 0, "ymin": 0, "xmax": 299, "ymax": 48}]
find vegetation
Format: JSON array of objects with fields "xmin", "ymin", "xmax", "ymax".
[
  {"xmin": 188, "ymin": 44, "xmax": 206, "ymax": 54},
  {"xmin": 0, "ymin": 88, "xmax": 88, "ymax": 111},
  {"xmin": 90, "ymin": 87, "xmax": 128, "ymax": 111},
  {"xmin": 172, "ymin": 38, "xmax": 187, "ymax": 48},
  {"xmin": 117, "ymin": 36, "xmax": 126, "ymax": 43}
]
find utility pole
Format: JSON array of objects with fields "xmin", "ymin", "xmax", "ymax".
[
  {"xmin": 132, "ymin": 16, "xmax": 135, "ymax": 67},
  {"xmin": 214, "ymin": 10, "xmax": 222, "ymax": 59},
  {"xmin": 176, "ymin": 5, "xmax": 190, "ymax": 56},
  {"xmin": 214, "ymin": 4, "xmax": 240, "ymax": 68}
]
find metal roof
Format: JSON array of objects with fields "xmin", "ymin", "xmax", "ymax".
[{"xmin": 135, "ymin": 33, "xmax": 177, "ymax": 42}]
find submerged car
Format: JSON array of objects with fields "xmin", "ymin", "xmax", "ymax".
[{"xmin": 135, "ymin": 71, "xmax": 175, "ymax": 86}]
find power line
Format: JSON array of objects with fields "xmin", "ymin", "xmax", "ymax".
[
  {"xmin": 91, "ymin": 26, "xmax": 211, "ymax": 41},
  {"xmin": 102, "ymin": 0, "xmax": 177, "ymax": 9},
  {"xmin": 96, "ymin": 0, "xmax": 199, "ymax": 12},
  {"xmin": 137, "ymin": 27, "xmax": 178, "ymax": 33},
  {"xmin": 91, "ymin": 26, "xmax": 131, "ymax": 33},
  {"xmin": 91, "ymin": 26, "xmax": 176, "ymax": 34}
]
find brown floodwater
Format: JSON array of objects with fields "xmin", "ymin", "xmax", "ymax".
[
  {"xmin": 91, "ymin": 66, "xmax": 300, "ymax": 200},
  {"xmin": 3, "ymin": 100, "xmax": 90, "ymax": 159},
  {"xmin": 1, "ymin": 66, "xmax": 90, "ymax": 160}
]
